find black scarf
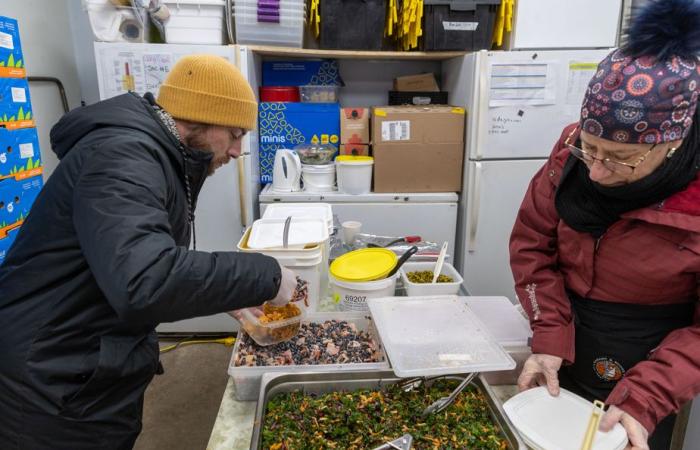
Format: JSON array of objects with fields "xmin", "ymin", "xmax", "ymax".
[{"xmin": 555, "ymin": 110, "xmax": 700, "ymax": 238}]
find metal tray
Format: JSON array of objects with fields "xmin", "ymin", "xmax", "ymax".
[{"xmin": 250, "ymin": 370, "xmax": 526, "ymax": 449}]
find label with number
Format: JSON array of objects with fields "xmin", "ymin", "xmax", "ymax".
[{"xmin": 381, "ymin": 120, "xmax": 410, "ymax": 141}]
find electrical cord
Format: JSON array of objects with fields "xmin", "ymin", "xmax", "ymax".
[{"xmin": 159, "ymin": 336, "xmax": 236, "ymax": 354}]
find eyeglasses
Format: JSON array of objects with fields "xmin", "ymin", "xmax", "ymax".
[{"xmin": 564, "ymin": 127, "xmax": 667, "ymax": 175}]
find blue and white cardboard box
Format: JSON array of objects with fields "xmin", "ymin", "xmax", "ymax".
[
  {"xmin": 0, "ymin": 16, "xmax": 25, "ymax": 76},
  {"xmin": 258, "ymin": 102, "xmax": 340, "ymax": 184},
  {"xmin": 0, "ymin": 175, "xmax": 42, "ymax": 241},
  {"xmin": 0, "ymin": 127, "xmax": 41, "ymax": 179},
  {"xmin": 0, "ymin": 77, "xmax": 32, "ymax": 123},
  {"xmin": 0, "ymin": 225, "xmax": 19, "ymax": 264},
  {"xmin": 262, "ymin": 60, "xmax": 343, "ymax": 86}
]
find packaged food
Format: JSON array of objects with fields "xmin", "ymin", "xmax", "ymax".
[{"xmin": 299, "ymin": 85, "xmax": 339, "ymax": 103}]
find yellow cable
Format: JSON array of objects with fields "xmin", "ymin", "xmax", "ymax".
[{"xmin": 159, "ymin": 337, "xmax": 236, "ymax": 354}]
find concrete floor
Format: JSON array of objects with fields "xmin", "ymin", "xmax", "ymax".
[{"xmin": 133, "ymin": 340, "xmax": 233, "ymax": 450}]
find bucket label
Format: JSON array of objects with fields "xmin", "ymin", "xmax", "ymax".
[
  {"xmin": 381, "ymin": 120, "xmax": 410, "ymax": 141},
  {"xmin": 340, "ymin": 294, "xmax": 369, "ymax": 312},
  {"xmin": 442, "ymin": 21, "xmax": 478, "ymax": 31}
]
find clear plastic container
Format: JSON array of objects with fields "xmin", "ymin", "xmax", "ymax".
[
  {"xmin": 294, "ymin": 143, "xmax": 337, "ymax": 165},
  {"xmin": 300, "ymin": 85, "xmax": 340, "ymax": 103},
  {"xmin": 233, "ymin": 0, "xmax": 305, "ymax": 47},
  {"xmin": 400, "ymin": 261, "xmax": 464, "ymax": 296},
  {"xmin": 228, "ymin": 312, "xmax": 390, "ymax": 400},
  {"xmin": 237, "ymin": 304, "xmax": 305, "ymax": 346}
]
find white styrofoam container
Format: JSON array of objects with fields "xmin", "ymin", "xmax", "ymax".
[
  {"xmin": 163, "ymin": 0, "xmax": 225, "ymax": 44},
  {"xmin": 261, "ymin": 203, "xmax": 333, "ymax": 235},
  {"xmin": 229, "ymin": 312, "xmax": 390, "ymax": 400},
  {"xmin": 247, "ymin": 217, "xmax": 328, "ymax": 250},
  {"xmin": 399, "ymin": 261, "xmax": 463, "ymax": 296}
]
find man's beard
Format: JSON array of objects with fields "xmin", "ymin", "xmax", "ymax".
[{"xmin": 184, "ymin": 128, "xmax": 227, "ymax": 176}]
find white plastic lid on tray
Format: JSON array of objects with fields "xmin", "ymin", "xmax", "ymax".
[
  {"xmin": 366, "ymin": 296, "xmax": 515, "ymax": 377},
  {"xmin": 462, "ymin": 296, "xmax": 532, "ymax": 347},
  {"xmin": 247, "ymin": 217, "xmax": 328, "ymax": 250},
  {"xmin": 503, "ymin": 387, "xmax": 628, "ymax": 450},
  {"xmin": 262, "ymin": 203, "xmax": 333, "ymax": 233}
]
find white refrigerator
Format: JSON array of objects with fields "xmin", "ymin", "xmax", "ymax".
[{"xmin": 445, "ymin": 49, "xmax": 612, "ymax": 303}]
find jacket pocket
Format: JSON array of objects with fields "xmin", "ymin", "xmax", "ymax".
[{"xmin": 60, "ymin": 333, "xmax": 158, "ymax": 419}]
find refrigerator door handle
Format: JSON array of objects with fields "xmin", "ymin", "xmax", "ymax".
[{"xmin": 468, "ymin": 161, "xmax": 482, "ymax": 252}]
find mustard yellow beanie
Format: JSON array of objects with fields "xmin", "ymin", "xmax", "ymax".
[{"xmin": 157, "ymin": 55, "xmax": 257, "ymax": 130}]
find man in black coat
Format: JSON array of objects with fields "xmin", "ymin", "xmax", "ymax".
[{"xmin": 0, "ymin": 55, "xmax": 297, "ymax": 449}]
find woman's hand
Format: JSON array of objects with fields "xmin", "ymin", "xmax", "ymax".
[
  {"xmin": 517, "ymin": 353, "xmax": 564, "ymax": 396},
  {"xmin": 600, "ymin": 405, "xmax": 649, "ymax": 450}
]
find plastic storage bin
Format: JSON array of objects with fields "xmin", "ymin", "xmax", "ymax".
[
  {"xmin": 400, "ymin": 261, "xmax": 464, "ymax": 296},
  {"xmin": 228, "ymin": 311, "xmax": 390, "ymax": 400},
  {"xmin": 336, "ymin": 155, "xmax": 373, "ymax": 195},
  {"xmin": 300, "ymin": 85, "xmax": 339, "ymax": 103},
  {"xmin": 320, "ymin": 0, "xmax": 386, "ymax": 49},
  {"xmin": 83, "ymin": 0, "xmax": 149, "ymax": 42},
  {"xmin": 163, "ymin": 0, "xmax": 225, "ymax": 44},
  {"xmin": 422, "ymin": 0, "xmax": 500, "ymax": 51},
  {"xmin": 234, "ymin": 0, "xmax": 305, "ymax": 47}
]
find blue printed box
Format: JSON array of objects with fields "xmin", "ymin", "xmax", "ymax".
[
  {"xmin": 0, "ymin": 225, "xmax": 19, "ymax": 265},
  {"xmin": 0, "ymin": 16, "xmax": 25, "ymax": 78},
  {"xmin": 262, "ymin": 60, "xmax": 343, "ymax": 86},
  {"xmin": 0, "ymin": 77, "xmax": 32, "ymax": 125},
  {"xmin": 0, "ymin": 175, "xmax": 42, "ymax": 242},
  {"xmin": 0, "ymin": 127, "xmax": 42, "ymax": 180},
  {"xmin": 258, "ymin": 102, "xmax": 340, "ymax": 184}
]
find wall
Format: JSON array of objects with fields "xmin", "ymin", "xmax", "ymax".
[{"xmin": 0, "ymin": 0, "xmax": 84, "ymax": 180}]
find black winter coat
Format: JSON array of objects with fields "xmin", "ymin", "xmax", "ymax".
[{"xmin": 0, "ymin": 93, "xmax": 280, "ymax": 449}]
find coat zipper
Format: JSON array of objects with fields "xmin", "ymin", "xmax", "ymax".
[{"xmin": 595, "ymin": 233, "xmax": 605, "ymax": 253}]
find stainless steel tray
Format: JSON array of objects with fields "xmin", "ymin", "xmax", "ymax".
[{"xmin": 250, "ymin": 370, "xmax": 526, "ymax": 449}]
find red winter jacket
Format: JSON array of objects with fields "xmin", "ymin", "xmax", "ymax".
[{"xmin": 510, "ymin": 123, "xmax": 700, "ymax": 433}]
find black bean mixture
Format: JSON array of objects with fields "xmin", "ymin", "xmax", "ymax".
[{"xmin": 234, "ymin": 320, "xmax": 383, "ymax": 367}]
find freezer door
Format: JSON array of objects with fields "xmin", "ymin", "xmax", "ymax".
[
  {"xmin": 466, "ymin": 49, "xmax": 612, "ymax": 160},
  {"xmin": 457, "ymin": 159, "xmax": 546, "ymax": 303}
]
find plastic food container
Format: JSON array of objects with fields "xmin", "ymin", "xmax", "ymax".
[
  {"xmin": 163, "ymin": 0, "xmax": 225, "ymax": 44},
  {"xmin": 228, "ymin": 312, "xmax": 390, "ymax": 400},
  {"xmin": 400, "ymin": 261, "xmax": 464, "ymax": 296},
  {"xmin": 294, "ymin": 143, "xmax": 337, "ymax": 165},
  {"xmin": 335, "ymin": 155, "xmax": 373, "ymax": 195},
  {"xmin": 259, "ymin": 86, "xmax": 300, "ymax": 102},
  {"xmin": 302, "ymin": 163, "xmax": 336, "ymax": 193},
  {"xmin": 300, "ymin": 85, "xmax": 339, "ymax": 103},
  {"xmin": 236, "ymin": 304, "xmax": 305, "ymax": 346}
]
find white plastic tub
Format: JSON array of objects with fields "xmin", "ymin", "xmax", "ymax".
[
  {"xmin": 330, "ymin": 273, "xmax": 398, "ymax": 312},
  {"xmin": 400, "ymin": 261, "xmax": 463, "ymax": 296},
  {"xmin": 336, "ymin": 156, "xmax": 373, "ymax": 195},
  {"xmin": 228, "ymin": 312, "xmax": 390, "ymax": 400},
  {"xmin": 163, "ymin": 0, "xmax": 225, "ymax": 44},
  {"xmin": 302, "ymin": 163, "xmax": 336, "ymax": 193}
]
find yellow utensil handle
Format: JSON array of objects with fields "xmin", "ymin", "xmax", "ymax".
[{"xmin": 580, "ymin": 400, "xmax": 606, "ymax": 450}]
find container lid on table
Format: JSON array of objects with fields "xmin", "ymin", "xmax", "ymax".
[
  {"xmin": 503, "ymin": 387, "xmax": 628, "ymax": 450},
  {"xmin": 248, "ymin": 217, "xmax": 328, "ymax": 250},
  {"xmin": 366, "ymin": 295, "xmax": 515, "ymax": 377},
  {"xmin": 262, "ymin": 203, "xmax": 333, "ymax": 232},
  {"xmin": 329, "ymin": 248, "xmax": 397, "ymax": 282}
]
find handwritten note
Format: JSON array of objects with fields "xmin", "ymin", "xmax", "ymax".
[
  {"xmin": 143, "ymin": 53, "xmax": 173, "ymax": 95},
  {"xmin": 488, "ymin": 114, "xmax": 524, "ymax": 136}
]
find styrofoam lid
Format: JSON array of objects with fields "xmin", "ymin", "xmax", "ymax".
[
  {"xmin": 503, "ymin": 387, "xmax": 628, "ymax": 450},
  {"xmin": 262, "ymin": 203, "xmax": 333, "ymax": 230},
  {"xmin": 366, "ymin": 296, "xmax": 515, "ymax": 377},
  {"xmin": 462, "ymin": 296, "xmax": 532, "ymax": 347},
  {"xmin": 248, "ymin": 217, "xmax": 328, "ymax": 250}
]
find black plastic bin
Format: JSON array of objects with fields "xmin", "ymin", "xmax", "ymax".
[
  {"xmin": 422, "ymin": 0, "xmax": 500, "ymax": 51},
  {"xmin": 389, "ymin": 91, "xmax": 449, "ymax": 105},
  {"xmin": 320, "ymin": 0, "xmax": 387, "ymax": 50}
]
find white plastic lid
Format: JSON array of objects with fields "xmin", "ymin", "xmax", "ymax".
[
  {"xmin": 366, "ymin": 296, "xmax": 515, "ymax": 377},
  {"xmin": 262, "ymin": 203, "xmax": 333, "ymax": 232},
  {"xmin": 503, "ymin": 387, "xmax": 628, "ymax": 450},
  {"xmin": 248, "ymin": 217, "xmax": 328, "ymax": 250},
  {"xmin": 462, "ymin": 296, "xmax": 532, "ymax": 347}
]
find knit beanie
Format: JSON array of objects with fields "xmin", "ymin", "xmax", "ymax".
[
  {"xmin": 157, "ymin": 55, "xmax": 257, "ymax": 130},
  {"xmin": 580, "ymin": 0, "xmax": 700, "ymax": 144}
]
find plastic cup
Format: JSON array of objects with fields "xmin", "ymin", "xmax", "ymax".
[{"xmin": 342, "ymin": 221, "xmax": 362, "ymax": 245}]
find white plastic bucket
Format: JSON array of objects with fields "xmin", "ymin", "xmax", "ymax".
[
  {"xmin": 302, "ymin": 163, "xmax": 336, "ymax": 193},
  {"xmin": 330, "ymin": 273, "xmax": 397, "ymax": 312},
  {"xmin": 163, "ymin": 0, "xmax": 225, "ymax": 44},
  {"xmin": 336, "ymin": 158, "xmax": 373, "ymax": 195}
]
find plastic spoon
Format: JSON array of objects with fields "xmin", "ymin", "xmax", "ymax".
[
  {"xmin": 383, "ymin": 246, "xmax": 419, "ymax": 279},
  {"xmin": 432, "ymin": 241, "xmax": 448, "ymax": 283}
]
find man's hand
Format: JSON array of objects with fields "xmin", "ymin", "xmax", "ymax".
[
  {"xmin": 600, "ymin": 405, "xmax": 649, "ymax": 450},
  {"xmin": 267, "ymin": 266, "xmax": 297, "ymax": 307},
  {"xmin": 517, "ymin": 353, "xmax": 564, "ymax": 396}
]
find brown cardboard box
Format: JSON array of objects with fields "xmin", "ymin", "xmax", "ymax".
[
  {"xmin": 340, "ymin": 144, "xmax": 370, "ymax": 156},
  {"xmin": 340, "ymin": 108, "xmax": 370, "ymax": 144},
  {"xmin": 393, "ymin": 73, "xmax": 440, "ymax": 92},
  {"xmin": 371, "ymin": 105, "xmax": 465, "ymax": 192}
]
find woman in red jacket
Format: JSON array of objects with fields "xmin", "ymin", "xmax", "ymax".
[{"xmin": 509, "ymin": 1, "xmax": 700, "ymax": 449}]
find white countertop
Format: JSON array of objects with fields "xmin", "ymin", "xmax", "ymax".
[{"xmin": 259, "ymin": 184, "xmax": 459, "ymax": 203}]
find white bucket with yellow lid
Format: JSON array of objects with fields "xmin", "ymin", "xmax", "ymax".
[{"xmin": 329, "ymin": 248, "xmax": 398, "ymax": 311}]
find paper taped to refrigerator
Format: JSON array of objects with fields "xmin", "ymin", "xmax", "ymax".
[
  {"xmin": 488, "ymin": 62, "xmax": 557, "ymax": 107},
  {"xmin": 565, "ymin": 61, "xmax": 597, "ymax": 105}
]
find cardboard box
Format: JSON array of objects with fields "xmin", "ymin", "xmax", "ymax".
[
  {"xmin": 340, "ymin": 144, "xmax": 370, "ymax": 156},
  {"xmin": 393, "ymin": 73, "xmax": 439, "ymax": 92},
  {"xmin": 0, "ymin": 175, "xmax": 42, "ymax": 241},
  {"xmin": 0, "ymin": 17, "xmax": 25, "ymax": 79},
  {"xmin": 0, "ymin": 77, "xmax": 33, "ymax": 126},
  {"xmin": 0, "ymin": 127, "xmax": 42, "ymax": 180},
  {"xmin": 263, "ymin": 60, "xmax": 343, "ymax": 86},
  {"xmin": 340, "ymin": 107, "xmax": 370, "ymax": 144},
  {"xmin": 371, "ymin": 106, "xmax": 465, "ymax": 192},
  {"xmin": 258, "ymin": 102, "xmax": 340, "ymax": 183}
]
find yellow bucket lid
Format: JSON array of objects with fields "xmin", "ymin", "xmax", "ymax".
[
  {"xmin": 335, "ymin": 155, "xmax": 374, "ymax": 163},
  {"xmin": 330, "ymin": 248, "xmax": 397, "ymax": 282}
]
